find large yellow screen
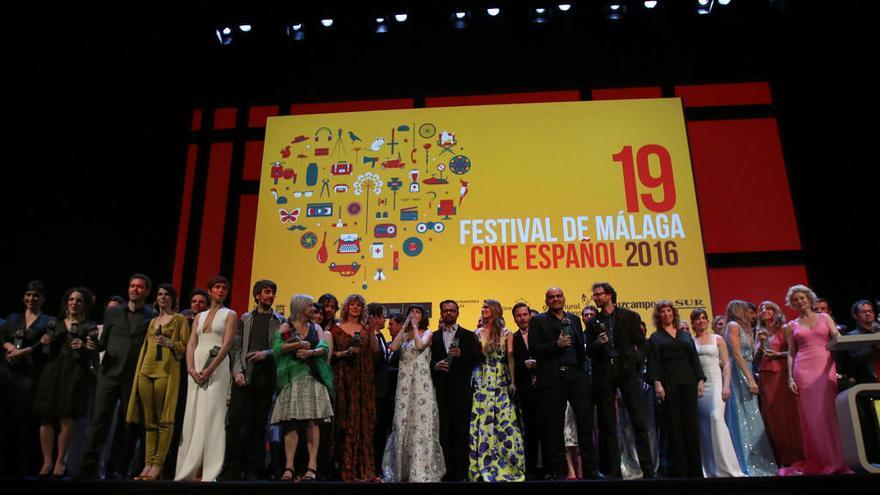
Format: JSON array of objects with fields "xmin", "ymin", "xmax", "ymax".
[{"xmin": 251, "ymin": 99, "xmax": 711, "ymax": 329}]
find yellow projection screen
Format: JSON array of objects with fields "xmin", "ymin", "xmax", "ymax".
[{"xmin": 251, "ymin": 99, "xmax": 711, "ymax": 327}]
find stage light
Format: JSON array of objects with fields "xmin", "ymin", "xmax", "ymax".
[
  {"xmin": 531, "ymin": 7, "xmax": 549, "ymax": 24},
  {"xmin": 394, "ymin": 13, "xmax": 408, "ymax": 22},
  {"xmin": 558, "ymin": 3, "xmax": 572, "ymax": 11},
  {"xmin": 455, "ymin": 11, "xmax": 467, "ymax": 19},
  {"xmin": 718, "ymin": 0, "xmax": 731, "ymax": 4},
  {"xmin": 285, "ymin": 23, "xmax": 305, "ymax": 41},
  {"xmin": 644, "ymin": 0, "xmax": 658, "ymax": 8},
  {"xmin": 376, "ymin": 24, "xmax": 388, "ymax": 33},
  {"xmin": 238, "ymin": 24, "xmax": 252, "ymax": 32},
  {"xmin": 606, "ymin": 3, "xmax": 626, "ymax": 20},
  {"xmin": 376, "ymin": 17, "xmax": 385, "ymax": 23},
  {"xmin": 487, "ymin": 7, "xmax": 501, "ymax": 17},
  {"xmin": 215, "ymin": 26, "xmax": 233, "ymax": 45},
  {"xmin": 321, "ymin": 18, "xmax": 334, "ymax": 27},
  {"xmin": 697, "ymin": 0, "xmax": 715, "ymax": 15}
]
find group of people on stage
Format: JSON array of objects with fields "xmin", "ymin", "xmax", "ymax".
[{"xmin": 1, "ymin": 275, "xmax": 876, "ymax": 482}]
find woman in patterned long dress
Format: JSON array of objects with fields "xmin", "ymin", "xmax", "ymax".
[
  {"xmin": 331, "ymin": 294, "xmax": 380, "ymax": 481},
  {"xmin": 468, "ymin": 299, "xmax": 525, "ymax": 482},
  {"xmin": 271, "ymin": 294, "xmax": 334, "ymax": 481},
  {"xmin": 382, "ymin": 306, "xmax": 445, "ymax": 482},
  {"xmin": 785, "ymin": 285, "xmax": 851, "ymax": 474},
  {"xmin": 723, "ymin": 300, "xmax": 778, "ymax": 476}
]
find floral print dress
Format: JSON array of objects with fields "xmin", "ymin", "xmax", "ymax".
[{"xmin": 468, "ymin": 329, "xmax": 525, "ymax": 482}]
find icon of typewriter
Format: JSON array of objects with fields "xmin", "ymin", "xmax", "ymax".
[{"xmin": 334, "ymin": 233, "xmax": 361, "ymax": 254}]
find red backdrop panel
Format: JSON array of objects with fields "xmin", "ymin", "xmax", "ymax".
[
  {"xmin": 248, "ymin": 105, "xmax": 279, "ymax": 128},
  {"xmin": 708, "ymin": 265, "xmax": 808, "ymax": 320},
  {"xmin": 231, "ymin": 194, "xmax": 259, "ymax": 314},
  {"xmin": 675, "ymin": 82, "xmax": 772, "ymax": 107},
  {"xmin": 425, "ymin": 90, "xmax": 580, "ymax": 107},
  {"xmin": 172, "ymin": 144, "xmax": 199, "ymax": 292},
  {"xmin": 194, "ymin": 142, "xmax": 233, "ymax": 288},
  {"xmin": 242, "ymin": 140, "xmax": 264, "ymax": 181},
  {"xmin": 213, "ymin": 108, "xmax": 237, "ymax": 130},
  {"xmin": 592, "ymin": 87, "xmax": 663, "ymax": 101},
  {"xmin": 688, "ymin": 118, "xmax": 801, "ymax": 253},
  {"xmin": 191, "ymin": 109, "xmax": 203, "ymax": 131}
]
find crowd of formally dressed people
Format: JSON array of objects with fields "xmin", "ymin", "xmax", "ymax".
[{"xmin": 1, "ymin": 275, "xmax": 877, "ymax": 482}]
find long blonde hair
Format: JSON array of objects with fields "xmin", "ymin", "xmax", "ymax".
[{"xmin": 481, "ymin": 299, "xmax": 505, "ymax": 354}]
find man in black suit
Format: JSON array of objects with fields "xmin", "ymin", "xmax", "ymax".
[
  {"xmin": 430, "ymin": 299, "xmax": 479, "ymax": 481},
  {"xmin": 80, "ymin": 274, "xmax": 154, "ymax": 479},
  {"xmin": 511, "ymin": 303, "xmax": 540, "ymax": 480},
  {"xmin": 367, "ymin": 302, "xmax": 391, "ymax": 477},
  {"xmin": 586, "ymin": 282, "xmax": 655, "ymax": 478},
  {"xmin": 528, "ymin": 287, "xmax": 597, "ymax": 480}
]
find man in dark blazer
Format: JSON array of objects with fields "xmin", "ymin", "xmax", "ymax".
[
  {"xmin": 511, "ymin": 302, "xmax": 540, "ymax": 480},
  {"xmin": 367, "ymin": 302, "xmax": 391, "ymax": 477},
  {"xmin": 586, "ymin": 282, "xmax": 655, "ymax": 478},
  {"xmin": 79, "ymin": 274, "xmax": 154, "ymax": 479},
  {"xmin": 528, "ymin": 287, "xmax": 597, "ymax": 480},
  {"xmin": 430, "ymin": 299, "xmax": 479, "ymax": 481}
]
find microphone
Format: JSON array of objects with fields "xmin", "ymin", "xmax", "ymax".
[
  {"xmin": 43, "ymin": 320, "xmax": 56, "ymax": 355},
  {"xmin": 155, "ymin": 325, "xmax": 163, "ymax": 362}
]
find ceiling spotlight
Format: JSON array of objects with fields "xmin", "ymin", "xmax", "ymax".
[
  {"xmin": 376, "ymin": 24, "xmax": 388, "ymax": 33},
  {"xmin": 376, "ymin": 17, "xmax": 385, "ymax": 23},
  {"xmin": 535, "ymin": 8, "xmax": 546, "ymax": 14},
  {"xmin": 455, "ymin": 11, "xmax": 467, "ymax": 19},
  {"xmin": 606, "ymin": 3, "xmax": 626, "ymax": 20},
  {"xmin": 394, "ymin": 13, "xmax": 408, "ymax": 22},
  {"xmin": 558, "ymin": 3, "xmax": 572, "ymax": 11},
  {"xmin": 215, "ymin": 27, "xmax": 233, "ymax": 45},
  {"xmin": 238, "ymin": 24, "xmax": 252, "ymax": 32},
  {"xmin": 486, "ymin": 7, "xmax": 501, "ymax": 17},
  {"xmin": 290, "ymin": 23, "xmax": 303, "ymax": 31},
  {"xmin": 697, "ymin": 0, "xmax": 714, "ymax": 14},
  {"xmin": 320, "ymin": 18, "xmax": 334, "ymax": 28},
  {"xmin": 285, "ymin": 23, "xmax": 305, "ymax": 41},
  {"xmin": 531, "ymin": 7, "xmax": 550, "ymax": 24},
  {"xmin": 644, "ymin": 0, "xmax": 658, "ymax": 8},
  {"xmin": 718, "ymin": 0, "xmax": 731, "ymax": 4}
]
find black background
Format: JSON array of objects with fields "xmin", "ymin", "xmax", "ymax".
[{"xmin": 2, "ymin": 0, "xmax": 878, "ymax": 323}]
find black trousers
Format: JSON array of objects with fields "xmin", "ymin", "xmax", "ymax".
[
  {"xmin": 663, "ymin": 382, "xmax": 702, "ymax": 478},
  {"xmin": 0, "ymin": 369, "xmax": 39, "ymax": 477},
  {"xmin": 517, "ymin": 389, "xmax": 541, "ymax": 479},
  {"xmin": 225, "ymin": 362, "xmax": 275, "ymax": 478},
  {"xmin": 594, "ymin": 369, "xmax": 655, "ymax": 477},
  {"xmin": 79, "ymin": 373, "xmax": 141, "ymax": 478},
  {"xmin": 438, "ymin": 395, "xmax": 472, "ymax": 481},
  {"xmin": 374, "ymin": 395, "xmax": 394, "ymax": 477},
  {"xmin": 538, "ymin": 367, "xmax": 597, "ymax": 478}
]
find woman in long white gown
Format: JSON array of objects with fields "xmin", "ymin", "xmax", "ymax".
[
  {"xmin": 174, "ymin": 277, "xmax": 237, "ymax": 481},
  {"xmin": 690, "ymin": 308, "xmax": 744, "ymax": 477},
  {"xmin": 381, "ymin": 306, "xmax": 445, "ymax": 482}
]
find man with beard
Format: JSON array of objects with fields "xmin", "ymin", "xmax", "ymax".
[{"xmin": 222, "ymin": 280, "xmax": 284, "ymax": 480}]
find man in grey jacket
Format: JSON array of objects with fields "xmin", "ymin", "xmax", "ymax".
[{"xmin": 221, "ymin": 279, "xmax": 283, "ymax": 480}]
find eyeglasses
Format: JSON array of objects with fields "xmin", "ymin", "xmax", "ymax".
[
  {"xmin": 592, "ymin": 291, "xmax": 606, "ymax": 297},
  {"xmin": 293, "ymin": 191, "xmax": 314, "ymax": 198}
]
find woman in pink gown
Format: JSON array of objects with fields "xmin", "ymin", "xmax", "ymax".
[{"xmin": 785, "ymin": 285, "xmax": 851, "ymax": 475}]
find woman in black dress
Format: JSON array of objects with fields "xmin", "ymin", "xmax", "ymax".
[
  {"xmin": 32, "ymin": 287, "xmax": 97, "ymax": 478},
  {"xmin": 0, "ymin": 280, "xmax": 53, "ymax": 478},
  {"xmin": 647, "ymin": 300, "xmax": 705, "ymax": 478}
]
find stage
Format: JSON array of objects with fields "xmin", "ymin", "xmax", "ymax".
[{"xmin": 3, "ymin": 474, "xmax": 876, "ymax": 495}]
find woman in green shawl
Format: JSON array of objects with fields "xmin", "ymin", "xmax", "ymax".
[{"xmin": 270, "ymin": 294, "xmax": 334, "ymax": 481}]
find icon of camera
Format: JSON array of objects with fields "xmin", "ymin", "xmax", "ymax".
[{"xmin": 416, "ymin": 221, "xmax": 445, "ymax": 234}]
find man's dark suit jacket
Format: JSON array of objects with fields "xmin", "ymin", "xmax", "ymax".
[
  {"xmin": 512, "ymin": 330, "xmax": 537, "ymax": 396},
  {"xmin": 374, "ymin": 332, "xmax": 391, "ymax": 400},
  {"xmin": 585, "ymin": 306, "xmax": 647, "ymax": 379},
  {"xmin": 528, "ymin": 311, "xmax": 587, "ymax": 389},
  {"xmin": 430, "ymin": 326, "xmax": 480, "ymax": 400},
  {"xmin": 96, "ymin": 304, "xmax": 154, "ymax": 380}
]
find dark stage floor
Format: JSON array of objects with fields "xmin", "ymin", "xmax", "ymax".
[{"xmin": 3, "ymin": 474, "xmax": 877, "ymax": 495}]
